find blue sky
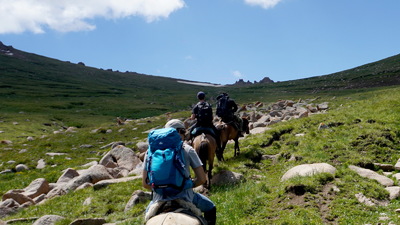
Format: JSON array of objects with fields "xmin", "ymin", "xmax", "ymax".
[{"xmin": 1, "ymin": 0, "xmax": 399, "ymax": 85}]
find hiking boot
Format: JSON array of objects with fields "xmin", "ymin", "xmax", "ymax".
[{"xmin": 204, "ymin": 207, "xmax": 216, "ymax": 225}]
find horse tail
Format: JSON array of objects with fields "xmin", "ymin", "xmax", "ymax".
[{"xmin": 199, "ymin": 141, "xmax": 208, "ymax": 163}]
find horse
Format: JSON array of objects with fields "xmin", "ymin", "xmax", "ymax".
[
  {"xmin": 146, "ymin": 213, "xmax": 202, "ymax": 225},
  {"xmin": 215, "ymin": 117, "xmax": 249, "ymax": 161},
  {"xmin": 145, "ymin": 199, "xmax": 205, "ymax": 225},
  {"xmin": 192, "ymin": 133, "xmax": 217, "ymax": 187}
]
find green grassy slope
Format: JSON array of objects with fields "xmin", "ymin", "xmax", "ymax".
[{"xmin": 1, "ymin": 43, "xmax": 400, "ymax": 224}]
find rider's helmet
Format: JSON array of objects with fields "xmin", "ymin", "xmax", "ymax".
[
  {"xmin": 165, "ymin": 119, "xmax": 185, "ymax": 129},
  {"xmin": 197, "ymin": 91, "xmax": 205, "ymax": 100}
]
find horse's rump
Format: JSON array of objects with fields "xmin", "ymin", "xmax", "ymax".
[
  {"xmin": 145, "ymin": 199, "xmax": 204, "ymax": 225},
  {"xmin": 146, "ymin": 212, "xmax": 202, "ymax": 225},
  {"xmin": 192, "ymin": 133, "xmax": 216, "ymax": 185}
]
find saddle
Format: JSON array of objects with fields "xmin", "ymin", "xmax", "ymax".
[
  {"xmin": 191, "ymin": 127, "xmax": 216, "ymax": 138},
  {"xmin": 145, "ymin": 199, "xmax": 207, "ymax": 225}
]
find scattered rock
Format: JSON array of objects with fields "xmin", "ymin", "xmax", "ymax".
[
  {"xmin": 37, "ymin": 159, "xmax": 46, "ymax": 169},
  {"xmin": 93, "ymin": 176, "xmax": 141, "ymax": 190},
  {"xmin": 32, "ymin": 215, "xmax": 64, "ymax": 225},
  {"xmin": 57, "ymin": 168, "xmax": 80, "ymax": 184},
  {"xmin": 69, "ymin": 218, "xmax": 106, "ymax": 225},
  {"xmin": 124, "ymin": 190, "xmax": 151, "ymax": 212},
  {"xmin": 211, "ymin": 170, "xmax": 244, "ymax": 186},
  {"xmin": 281, "ymin": 163, "xmax": 336, "ymax": 181},
  {"xmin": 355, "ymin": 192, "xmax": 388, "ymax": 207},
  {"xmin": 385, "ymin": 186, "xmax": 400, "ymax": 200},
  {"xmin": 349, "ymin": 165, "xmax": 394, "ymax": 187},
  {"xmin": 15, "ymin": 164, "xmax": 29, "ymax": 172},
  {"xmin": 23, "ymin": 178, "xmax": 50, "ymax": 199}
]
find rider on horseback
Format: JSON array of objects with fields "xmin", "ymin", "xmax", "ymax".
[
  {"xmin": 216, "ymin": 93, "xmax": 244, "ymax": 136},
  {"xmin": 143, "ymin": 119, "xmax": 217, "ymax": 225},
  {"xmin": 190, "ymin": 91, "xmax": 222, "ymax": 152}
]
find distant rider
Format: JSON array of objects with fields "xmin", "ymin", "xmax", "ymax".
[{"xmin": 190, "ymin": 91, "xmax": 222, "ymax": 151}]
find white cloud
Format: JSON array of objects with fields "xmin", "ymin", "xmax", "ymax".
[
  {"xmin": 0, "ymin": 0, "xmax": 185, "ymax": 34},
  {"xmin": 244, "ymin": 0, "xmax": 282, "ymax": 9},
  {"xmin": 232, "ymin": 70, "xmax": 243, "ymax": 78}
]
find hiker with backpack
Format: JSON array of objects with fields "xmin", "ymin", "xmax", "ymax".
[
  {"xmin": 189, "ymin": 91, "xmax": 221, "ymax": 151},
  {"xmin": 216, "ymin": 92, "xmax": 243, "ymax": 136},
  {"xmin": 142, "ymin": 119, "xmax": 217, "ymax": 225}
]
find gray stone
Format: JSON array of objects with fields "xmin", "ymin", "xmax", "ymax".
[
  {"xmin": 2, "ymin": 190, "xmax": 35, "ymax": 205},
  {"xmin": 70, "ymin": 218, "xmax": 106, "ymax": 225},
  {"xmin": 281, "ymin": 163, "xmax": 336, "ymax": 181},
  {"xmin": 33, "ymin": 215, "xmax": 64, "ymax": 225},
  {"xmin": 15, "ymin": 164, "xmax": 29, "ymax": 172},
  {"xmin": 99, "ymin": 145, "xmax": 141, "ymax": 172},
  {"xmin": 124, "ymin": 190, "xmax": 151, "ymax": 212},
  {"xmin": 136, "ymin": 142, "xmax": 148, "ymax": 153},
  {"xmin": 385, "ymin": 186, "xmax": 400, "ymax": 200},
  {"xmin": 211, "ymin": 170, "xmax": 244, "ymax": 186},
  {"xmin": 57, "ymin": 168, "xmax": 80, "ymax": 184},
  {"xmin": 23, "ymin": 178, "xmax": 50, "ymax": 199},
  {"xmin": 64, "ymin": 165, "xmax": 113, "ymax": 191},
  {"xmin": 349, "ymin": 165, "xmax": 394, "ymax": 187},
  {"xmin": 36, "ymin": 159, "xmax": 46, "ymax": 169},
  {"xmin": 394, "ymin": 158, "xmax": 400, "ymax": 170},
  {"xmin": 93, "ymin": 176, "xmax": 141, "ymax": 190}
]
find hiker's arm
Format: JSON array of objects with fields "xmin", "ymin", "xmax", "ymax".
[
  {"xmin": 192, "ymin": 166, "xmax": 207, "ymax": 187},
  {"xmin": 190, "ymin": 113, "xmax": 196, "ymax": 120},
  {"xmin": 142, "ymin": 169, "xmax": 151, "ymax": 190}
]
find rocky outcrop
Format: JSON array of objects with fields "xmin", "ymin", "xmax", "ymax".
[{"xmin": 0, "ymin": 145, "xmax": 142, "ymax": 218}]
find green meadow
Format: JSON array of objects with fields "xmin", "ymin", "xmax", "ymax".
[{"xmin": 1, "ymin": 48, "xmax": 400, "ymax": 224}]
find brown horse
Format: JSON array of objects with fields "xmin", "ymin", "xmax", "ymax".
[
  {"xmin": 192, "ymin": 133, "xmax": 217, "ymax": 187},
  {"xmin": 215, "ymin": 117, "xmax": 249, "ymax": 161}
]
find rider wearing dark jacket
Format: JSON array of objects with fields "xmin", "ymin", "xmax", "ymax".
[
  {"xmin": 216, "ymin": 93, "xmax": 243, "ymax": 135},
  {"xmin": 190, "ymin": 91, "xmax": 221, "ymax": 151}
]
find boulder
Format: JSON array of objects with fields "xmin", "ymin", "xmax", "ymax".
[
  {"xmin": 124, "ymin": 190, "xmax": 151, "ymax": 212},
  {"xmin": 93, "ymin": 176, "xmax": 141, "ymax": 190},
  {"xmin": 249, "ymin": 127, "xmax": 269, "ymax": 135},
  {"xmin": 0, "ymin": 198, "xmax": 20, "ymax": 208},
  {"xmin": 99, "ymin": 145, "xmax": 141, "ymax": 172},
  {"xmin": 0, "ymin": 206, "xmax": 19, "ymax": 218},
  {"xmin": 317, "ymin": 102, "xmax": 329, "ymax": 110},
  {"xmin": 32, "ymin": 215, "xmax": 64, "ymax": 225},
  {"xmin": 15, "ymin": 164, "xmax": 29, "ymax": 172},
  {"xmin": 45, "ymin": 187, "xmax": 67, "ymax": 200},
  {"xmin": 394, "ymin": 158, "xmax": 400, "ymax": 170},
  {"xmin": 57, "ymin": 168, "xmax": 80, "ymax": 184},
  {"xmin": 23, "ymin": 178, "xmax": 50, "ymax": 199},
  {"xmin": 385, "ymin": 186, "xmax": 400, "ymax": 200},
  {"xmin": 281, "ymin": 163, "xmax": 336, "ymax": 181},
  {"xmin": 211, "ymin": 170, "xmax": 244, "ymax": 186},
  {"xmin": 36, "ymin": 159, "xmax": 46, "ymax": 169},
  {"xmin": 136, "ymin": 142, "xmax": 148, "ymax": 153},
  {"xmin": 349, "ymin": 165, "xmax": 394, "ymax": 187},
  {"xmin": 2, "ymin": 190, "xmax": 35, "ymax": 205},
  {"xmin": 63, "ymin": 165, "xmax": 113, "ymax": 191},
  {"xmin": 69, "ymin": 218, "xmax": 106, "ymax": 225}
]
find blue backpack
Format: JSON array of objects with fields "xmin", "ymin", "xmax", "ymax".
[{"xmin": 146, "ymin": 128, "xmax": 189, "ymax": 198}]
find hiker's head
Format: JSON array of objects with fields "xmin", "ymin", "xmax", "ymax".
[
  {"xmin": 165, "ymin": 119, "xmax": 186, "ymax": 137},
  {"xmin": 217, "ymin": 92, "xmax": 228, "ymax": 100},
  {"xmin": 197, "ymin": 91, "xmax": 206, "ymax": 100}
]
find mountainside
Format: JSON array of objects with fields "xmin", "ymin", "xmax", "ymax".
[
  {"xmin": 1, "ymin": 40, "xmax": 400, "ymax": 119},
  {"xmin": 1, "ymin": 41, "xmax": 400, "ymax": 224}
]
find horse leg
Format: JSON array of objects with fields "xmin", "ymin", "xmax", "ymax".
[
  {"xmin": 234, "ymin": 138, "xmax": 240, "ymax": 156},
  {"xmin": 217, "ymin": 142, "xmax": 227, "ymax": 161}
]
